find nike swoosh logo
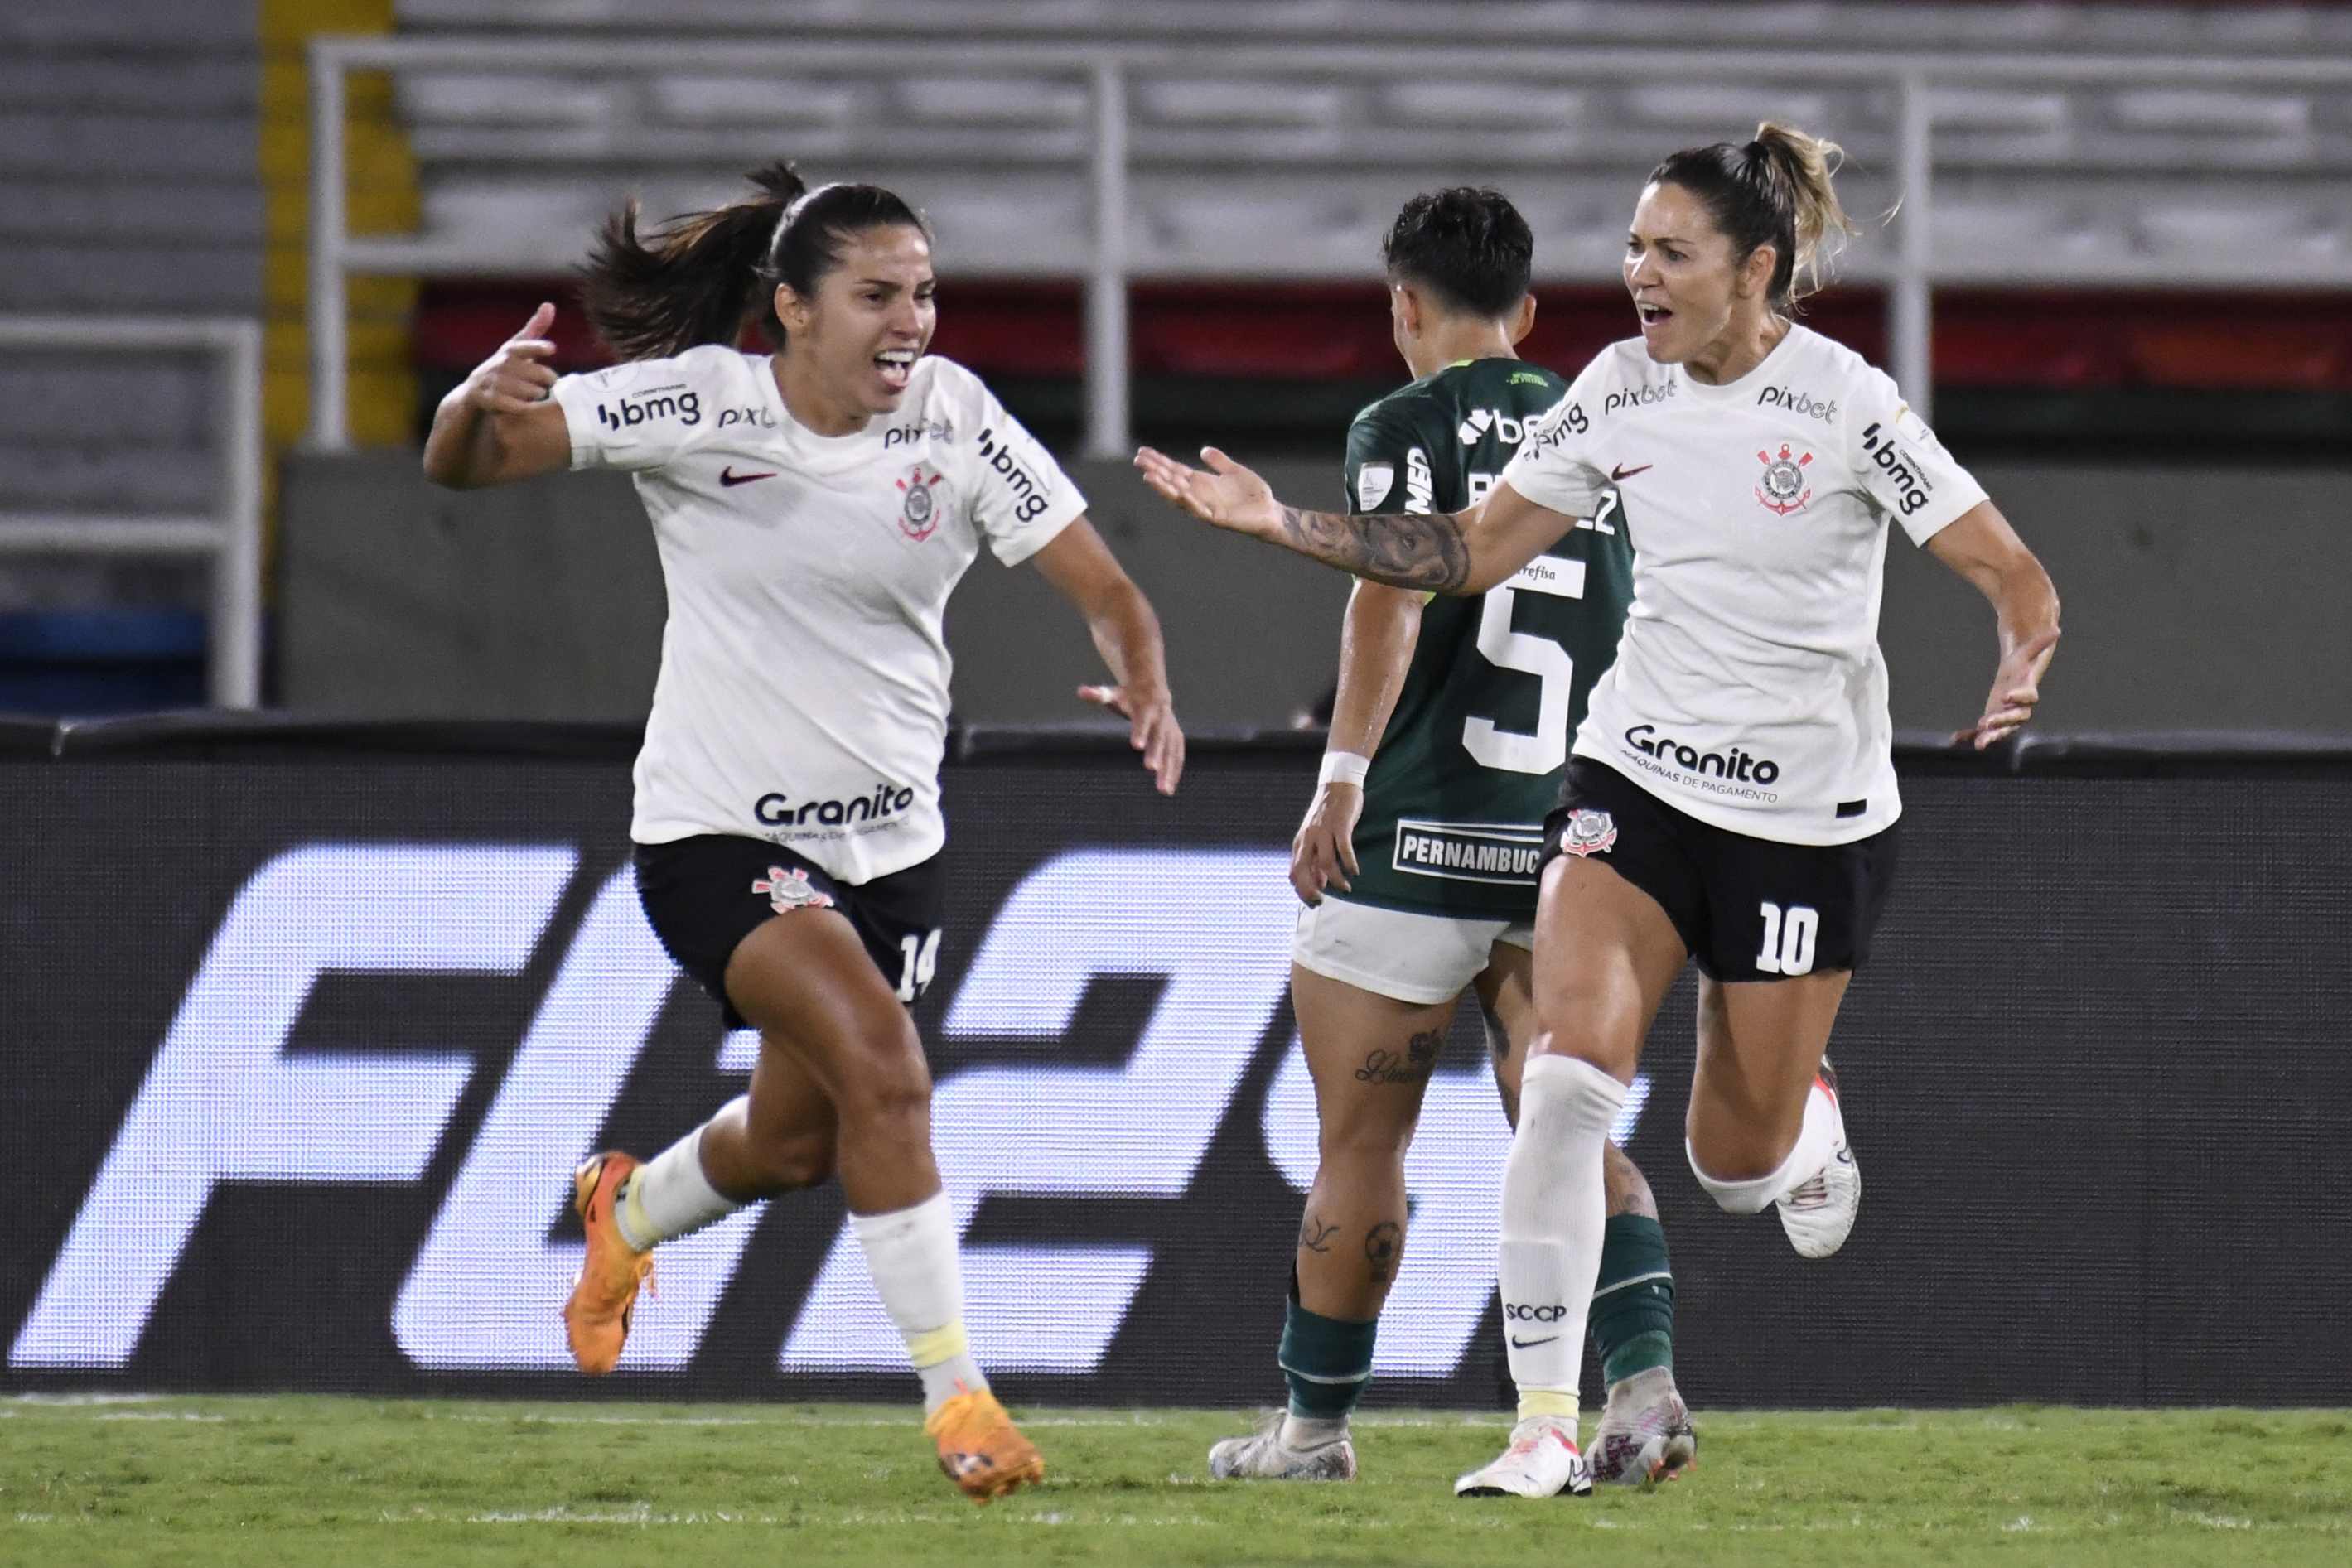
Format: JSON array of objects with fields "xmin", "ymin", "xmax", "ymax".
[
  {"xmin": 1509, "ymin": 1334, "xmax": 1559, "ymax": 1348},
  {"xmin": 719, "ymin": 466, "xmax": 777, "ymax": 487},
  {"xmin": 1611, "ymin": 463, "xmax": 1652, "ymax": 480}
]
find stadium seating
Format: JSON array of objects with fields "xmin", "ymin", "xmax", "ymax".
[{"xmin": 374, "ymin": 1, "xmax": 2352, "ymax": 287}]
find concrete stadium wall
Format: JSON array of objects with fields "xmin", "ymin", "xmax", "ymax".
[{"xmin": 279, "ymin": 451, "xmax": 2352, "ymax": 736}]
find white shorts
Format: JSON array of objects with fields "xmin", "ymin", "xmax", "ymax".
[{"xmin": 1291, "ymin": 895, "xmax": 1535, "ymax": 1006}]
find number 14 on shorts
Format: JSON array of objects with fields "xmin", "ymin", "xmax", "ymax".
[
  {"xmin": 1755, "ymin": 902, "xmax": 1818, "ymax": 977},
  {"xmin": 897, "ymin": 929, "xmax": 942, "ymax": 1001}
]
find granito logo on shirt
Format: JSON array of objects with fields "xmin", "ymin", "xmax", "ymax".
[
  {"xmin": 1622, "ymin": 723, "xmax": 1783, "ymax": 802},
  {"xmin": 754, "ymin": 782, "xmax": 919, "ymax": 833}
]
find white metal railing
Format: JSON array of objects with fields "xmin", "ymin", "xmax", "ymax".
[
  {"xmin": 309, "ymin": 36, "xmax": 2352, "ymax": 458},
  {"xmin": 0, "ymin": 317, "xmax": 264, "ymax": 709}
]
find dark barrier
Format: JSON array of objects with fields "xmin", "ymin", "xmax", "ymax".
[{"xmin": 4, "ymin": 721, "xmax": 2350, "ymax": 1408}]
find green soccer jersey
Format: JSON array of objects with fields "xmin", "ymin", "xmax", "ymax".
[{"xmin": 1331, "ymin": 356, "xmax": 1635, "ymax": 921}]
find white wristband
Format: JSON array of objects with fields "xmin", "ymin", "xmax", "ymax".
[{"xmin": 1318, "ymin": 750, "xmax": 1371, "ymax": 789}]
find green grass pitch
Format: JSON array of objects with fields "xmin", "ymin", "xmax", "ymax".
[{"xmin": 3, "ymin": 1397, "xmax": 2348, "ymax": 1566}]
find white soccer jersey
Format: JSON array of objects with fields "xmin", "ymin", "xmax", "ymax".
[
  {"xmin": 553, "ymin": 347, "xmax": 1084, "ymax": 880},
  {"xmin": 1499, "ymin": 324, "xmax": 1987, "ymax": 845}
]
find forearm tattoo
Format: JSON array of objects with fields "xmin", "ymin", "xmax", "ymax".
[{"xmin": 1277, "ymin": 506, "xmax": 1471, "ymax": 592}]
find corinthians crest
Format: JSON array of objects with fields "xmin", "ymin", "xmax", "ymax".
[
  {"xmin": 1558, "ymin": 808, "xmax": 1618, "ymax": 857},
  {"xmin": 1754, "ymin": 443, "xmax": 1814, "ymax": 516},
  {"xmin": 896, "ymin": 463, "xmax": 944, "ymax": 540},
  {"xmin": 752, "ymin": 866, "xmax": 835, "ymax": 914}
]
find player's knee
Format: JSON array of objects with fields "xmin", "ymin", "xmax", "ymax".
[
  {"xmin": 756, "ymin": 1127, "xmax": 837, "ymax": 1191},
  {"xmin": 831, "ymin": 1023, "xmax": 933, "ymax": 1131},
  {"xmin": 1316, "ymin": 1106, "xmax": 1416, "ymax": 1170}
]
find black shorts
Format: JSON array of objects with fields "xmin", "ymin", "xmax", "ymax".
[
  {"xmin": 1541, "ymin": 758, "xmax": 1897, "ymax": 982},
  {"xmin": 633, "ymin": 835, "xmax": 947, "ymax": 1029}
]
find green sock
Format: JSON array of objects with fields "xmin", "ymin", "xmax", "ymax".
[
  {"xmin": 1589, "ymin": 1213, "xmax": 1675, "ymax": 1387},
  {"xmin": 1278, "ymin": 1285, "xmax": 1378, "ymax": 1420}
]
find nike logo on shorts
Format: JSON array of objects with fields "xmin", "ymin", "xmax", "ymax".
[
  {"xmin": 720, "ymin": 466, "xmax": 777, "ymax": 486},
  {"xmin": 1611, "ymin": 462, "xmax": 1652, "ymax": 480}
]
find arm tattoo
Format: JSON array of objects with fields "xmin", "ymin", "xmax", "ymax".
[{"xmin": 1277, "ymin": 505, "xmax": 1471, "ymax": 592}]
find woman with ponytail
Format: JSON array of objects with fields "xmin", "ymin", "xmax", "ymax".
[
  {"xmin": 1141, "ymin": 124, "xmax": 2058, "ymax": 1498},
  {"xmin": 426, "ymin": 163, "xmax": 1186, "ymax": 1503}
]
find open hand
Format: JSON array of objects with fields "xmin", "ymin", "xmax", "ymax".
[
  {"xmin": 1290, "ymin": 782, "xmax": 1363, "ymax": 905},
  {"xmin": 1958, "ymin": 625, "xmax": 2060, "ymax": 749},
  {"xmin": 1079, "ymin": 683, "xmax": 1184, "ymax": 795},
  {"xmin": 1133, "ymin": 446, "xmax": 1284, "ymax": 540},
  {"xmin": 466, "ymin": 302, "xmax": 560, "ymax": 415}
]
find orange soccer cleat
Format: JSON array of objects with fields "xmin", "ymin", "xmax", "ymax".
[
  {"xmin": 924, "ymin": 1387, "xmax": 1046, "ymax": 1504},
  {"xmin": 562, "ymin": 1151, "xmax": 653, "ymax": 1374}
]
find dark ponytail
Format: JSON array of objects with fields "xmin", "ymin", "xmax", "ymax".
[
  {"xmin": 579, "ymin": 162, "xmax": 930, "ymax": 361},
  {"xmin": 1649, "ymin": 123, "xmax": 1857, "ymax": 309}
]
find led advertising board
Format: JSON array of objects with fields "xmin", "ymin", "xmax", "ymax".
[{"xmin": 3, "ymin": 748, "xmax": 2349, "ymax": 1406}]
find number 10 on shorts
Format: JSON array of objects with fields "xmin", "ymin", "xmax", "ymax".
[{"xmin": 1755, "ymin": 902, "xmax": 1818, "ymax": 977}]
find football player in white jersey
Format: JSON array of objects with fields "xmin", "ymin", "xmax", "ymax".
[
  {"xmin": 424, "ymin": 164, "xmax": 1185, "ymax": 1503},
  {"xmin": 1141, "ymin": 123, "xmax": 2059, "ymax": 1498}
]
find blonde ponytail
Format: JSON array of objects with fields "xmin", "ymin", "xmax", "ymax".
[
  {"xmin": 1649, "ymin": 123, "xmax": 1859, "ymax": 309},
  {"xmin": 1750, "ymin": 122, "xmax": 1857, "ymax": 304}
]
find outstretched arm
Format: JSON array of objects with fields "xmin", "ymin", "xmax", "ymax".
[
  {"xmin": 1292, "ymin": 581, "xmax": 1422, "ymax": 905},
  {"xmin": 1925, "ymin": 499, "xmax": 2061, "ymax": 749},
  {"xmin": 423, "ymin": 303, "xmax": 574, "ymax": 489},
  {"xmin": 1027, "ymin": 518, "xmax": 1185, "ymax": 794},
  {"xmin": 1133, "ymin": 446, "xmax": 1572, "ymax": 595}
]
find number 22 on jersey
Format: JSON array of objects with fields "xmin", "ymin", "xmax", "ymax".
[{"xmin": 1461, "ymin": 554, "xmax": 1587, "ymax": 775}]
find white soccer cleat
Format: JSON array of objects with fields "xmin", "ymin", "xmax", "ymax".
[
  {"xmin": 1589, "ymin": 1365, "xmax": 1698, "ymax": 1487},
  {"xmin": 1775, "ymin": 1057, "xmax": 1860, "ymax": 1259},
  {"xmin": 1453, "ymin": 1415, "xmax": 1592, "ymax": 1498},
  {"xmin": 1207, "ymin": 1415, "xmax": 1358, "ymax": 1481}
]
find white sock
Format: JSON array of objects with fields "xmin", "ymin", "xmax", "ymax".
[
  {"xmin": 616, "ymin": 1106, "xmax": 744, "ymax": 1252},
  {"xmin": 1685, "ymin": 1077, "xmax": 1841, "ymax": 1215},
  {"xmin": 1280, "ymin": 1412, "xmax": 1349, "ymax": 1450},
  {"xmin": 1497, "ymin": 1054, "xmax": 1626, "ymax": 1426},
  {"xmin": 851, "ymin": 1189, "xmax": 987, "ymax": 1413}
]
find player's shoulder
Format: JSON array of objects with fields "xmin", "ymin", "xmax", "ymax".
[
  {"xmin": 1462, "ymin": 355, "xmax": 1570, "ymax": 396},
  {"xmin": 1775, "ymin": 324, "xmax": 1895, "ymax": 398},
  {"xmin": 911, "ymin": 352, "xmax": 983, "ymax": 399},
  {"xmin": 1542, "ymin": 338, "xmax": 1671, "ymax": 437},
  {"xmin": 1350, "ymin": 372, "xmax": 1451, "ymax": 433},
  {"xmin": 642, "ymin": 342, "xmax": 765, "ymax": 386},
  {"xmin": 561, "ymin": 345, "xmax": 765, "ymax": 444}
]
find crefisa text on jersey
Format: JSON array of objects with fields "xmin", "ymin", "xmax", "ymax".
[{"xmin": 752, "ymin": 780, "xmax": 919, "ymax": 829}]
